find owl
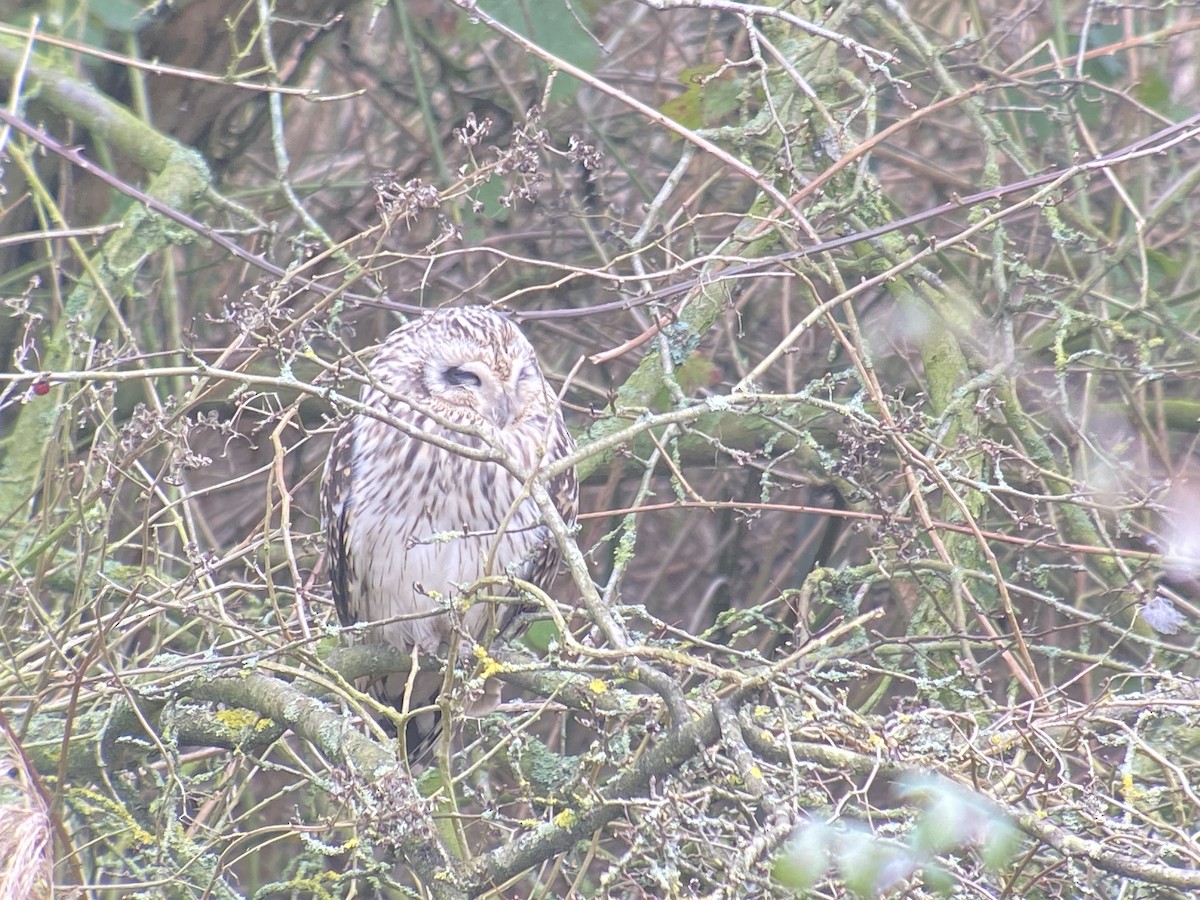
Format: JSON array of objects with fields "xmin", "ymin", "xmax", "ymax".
[{"xmin": 321, "ymin": 306, "xmax": 578, "ymax": 753}]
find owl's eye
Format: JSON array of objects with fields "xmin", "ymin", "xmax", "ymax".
[{"xmin": 444, "ymin": 366, "xmax": 483, "ymax": 388}]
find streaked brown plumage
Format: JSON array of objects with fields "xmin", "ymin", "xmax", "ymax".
[{"xmin": 321, "ymin": 307, "xmax": 577, "ymax": 753}]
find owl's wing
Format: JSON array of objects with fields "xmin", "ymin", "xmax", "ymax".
[
  {"xmin": 550, "ymin": 457, "xmax": 579, "ymax": 531},
  {"xmin": 324, "ymin": 417, "xmax": 444, "ymax": 757},
  {"xmin": 323, "ymin": 421, "xmax": 358, "ymax": 627}
]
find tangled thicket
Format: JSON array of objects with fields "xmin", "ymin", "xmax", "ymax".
[{"xmin": 2, "ymin": 1, "xmax": 1200, "ymax": 897}]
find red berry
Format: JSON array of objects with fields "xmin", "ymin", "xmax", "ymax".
[{"xmin": 32, "ymin": 380, "xmax": 50, "ymax": 396}]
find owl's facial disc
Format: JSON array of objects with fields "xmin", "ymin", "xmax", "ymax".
[{"xmin": 426, "ymin": 354, "xmax": 517, "ymax": 429}]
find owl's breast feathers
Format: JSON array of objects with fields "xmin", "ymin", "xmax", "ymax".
[{"xmin": 325, "ymin": 391, "xmax": 576, "ymax": 650}]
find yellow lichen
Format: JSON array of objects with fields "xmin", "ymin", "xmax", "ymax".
[
  {"xmin": 588, "ymin": 678, "xmax": 608, "ymax": 694},
  {"xmin": 215, "ymin": 708, "xmax": 260, "ymax": 730},
  {"xmin": 473, "ymin": 644, "xmax": 505, "ymax": 678},
  {"xmin": 70, "ymin": 787, "xmax": 155, "ymax": 846},
  {"xmin": 1121, "ymin": 772, "xmax": 1142, "ymax": 801}
]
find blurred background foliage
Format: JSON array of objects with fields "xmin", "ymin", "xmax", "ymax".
[{"xmin": 2, "ymin": 0, "xmax": 1200, "ymax": 897}]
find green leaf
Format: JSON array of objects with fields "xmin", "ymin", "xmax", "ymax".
[
  {"xmin": 772, "ymin": 822, "xmax": 833, "ymax": 891},
  {"xmin": 1134, "ymin": 70, "xmax": 1170, "ymax": 115},
  {"xmin": 522, "ymin": 618, "xmax": 560, "ymax": 653},
  {"xmin": 661, "ymin": 64, "xmax": 742, "ymax": 130},
  {"xmin": 473, "ymin": 0, "xmax": 601, "ymax": 102},
  {"xmin": 467, "ymin": 177, "xmax": 511, "ymax": 223},
  {"xmin": 1146, "ymin": 247, "xmax": 1182, "ymax": 283},
  {"xmin": 89, "ymin": 0, "xmax": 151, "ymax": 34},
  {"xmin": 1077, "ymin": 25, "xmax": 1126, "ymax": 83}
]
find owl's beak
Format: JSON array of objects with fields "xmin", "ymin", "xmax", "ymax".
[{"xmin": 491, "ymin": 393, "xmax": 514, "ymax": 429}]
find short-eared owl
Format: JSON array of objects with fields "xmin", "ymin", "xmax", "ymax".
[{"xmin": 321, "ymin": 307, "xmax": 577, "ymax": 751}]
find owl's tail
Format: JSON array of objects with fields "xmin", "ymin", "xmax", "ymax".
[
  {"xmin": 367, "ymin": 668, "xmax": 445, "ymax": 762},
  {"xmin": 374, "ymin": 663, "xmax": 512, "ymax": 763}
]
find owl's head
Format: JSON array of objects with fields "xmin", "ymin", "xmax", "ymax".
[{"xmin": 403, "ymin": 307, "xmax": 551, "ymax": 430}]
